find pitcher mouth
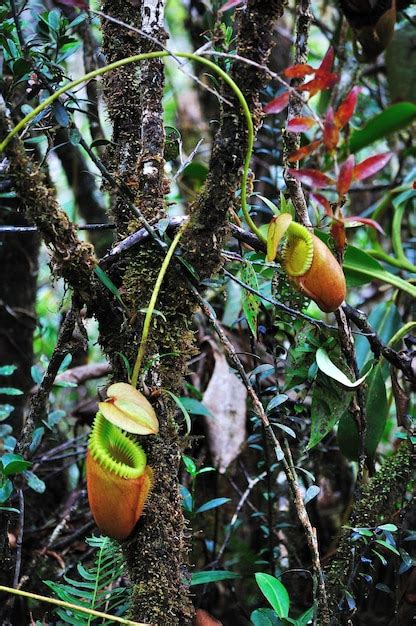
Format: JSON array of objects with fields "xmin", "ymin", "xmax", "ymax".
[{"xmin": 88, "ymin": 412, "xmax": 147, "ymax": 480}]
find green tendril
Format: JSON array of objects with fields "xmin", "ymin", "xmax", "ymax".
[
  {"xmin": 282, "ymin": 222, "xmax": 314, "ymax": 277},
  {"xmin": 88, "ymin": 413, "xmax": 147, "ymax": 479}
]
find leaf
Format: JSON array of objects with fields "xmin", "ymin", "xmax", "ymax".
[
  {"xmin": 287, "ymin": 117, "xmax": 316, "ymax": 133},
  {"xmin": 350, "ymin": 102, "xmax": 416, "ymax": 153},
  {"xmin": 241, "ymin": 262, "xmax": 261, "ymax": 337},
  {"xmin": 304, "ymin": 485, "xmax": 320, "ymax": 504},
  {"xmin": 299, "ymin": 73, "xmax": 338, "ymax": 96},
  {"xmin": 24, "ymin": 471, "xmax": 46, "ymax": 493},
  {"xmin": 342, "ymin": 217, "xmax": 385, "ymax": 235},
  {"xmin": 377, "ymin": 524, "xmax": 398, "ymax": 532},
  {"xmin": 94, "ymin": 267, "xmax": 125, "ymax": 306},
  {"xmin": 1, "ymin": 453, "xmax": 31, "ymax": 476},
  {"xmin": 308, "ymin": 367, "xmax": 353, "ymax": 449},
  {"xmin": 218, "ymin": 0, "xmax": 244, "ymax": 12},
  {"xmin": 180, "ymin": 485, "xmax": 193, "ymax": 512},
  {"xmin": 255, "ymin": 573, "xmax": 290, "ymax": 619},
  {"xmin": 318, "ymin": 47, "xmax": 335, "ymax": 74},
  {"xmin": 337, "ymin": 156, "xmax": 355, "ymax": 196},
  {"xmin": 195, "ymin": 497, "xmax": 231, "ymax": 514},
  {"xmin": 182, "ymin": 455, "xmax": 197, "ymax": 476},
  {"xmin": 264, "ymin": 92, "xmax": 289, "ymax": 114},
  {"xmin": 190, "ymin": 570, "xmax": 240, "ymax": 585},
  {"xmin": 0, "ymin": 405, "xmax": 14, "ymax": 421},
  {"xmin": 164, "ymin": 389, "xmax": 191, "ymax": 434},
  {"xmin": 353, "ymin": 152, "xmax": 393, "ymax": 182},
  {"xmin": 266, "ymin": 394, "xmax": 288, "ymax": 414},
  {"xmin": 341, "ymin": 245, "xmax": 416, "ymax": 297},
  {"xmin": 283, "ymin": 63, "xmax": 315, "ymax": 78},
  {"xmin": 323, "ymin": 107, "xmax": 339, "ymax": 151},
  {"xmin": 178, "ymin": 397, "xmax": 212, "ymax": 417},
  {"xmin": 375, "ymin": 539, "xmax": 400, "ymax": 556},
  {"xmin": 287, "ymin": 168, "xmax": 334, "ymax": 188},
  {"xmin": 287, "ymin": 141, "xmax": 321, "ymax": 163},
  {"xmin": 298, "ymin": 606, "xmax": 314, "ymax": 625},
  {"xmin": 337, "ymin": 363, "xmax": 388, "ymax": 461},
  {"xmin": 335, "ymin": 87, "xmax": 361, "ymax": 129},
  {"xmin": 250, "ymin": 608, "xmax": 283, "ymax": 626},
  {"xmin": 354, "ymin": 302, "xmax": 402, "ymax": 372},
  {"xmin": 316, "ymin": 348, "xmax": 370, "ymax": 388},
  {"xmin": 0, "ymin": 387, "xmax": 23, "ymax": 396},
  {"xmin": 0, "ymin": 365, "xmax": 17, "ymax": 376},
  {"xmin": 203, "ymin": 346, "xmax": 247, "ymax": 473},
  {"xmin": 0, "ymin": 479, "xmax": 13, "ymax": 503}
]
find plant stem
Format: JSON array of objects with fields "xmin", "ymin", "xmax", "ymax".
[
  {"xmin": 0, "ymin": 50, "xmax": 263, "ymax": 242},
  {"xmin": 0, "ymin": 585, "xmax": 149, "ymax": 626},
  {"xmin": 130, "ymin": 226, "xmax": 186, "ymax": 388}
]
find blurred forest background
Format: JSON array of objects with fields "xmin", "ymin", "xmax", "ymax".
[{"xmin": 0, "ymin": 0, "xmax": 415, "ymax": 625}]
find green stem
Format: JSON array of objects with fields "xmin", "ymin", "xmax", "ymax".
[
  {"xmin": 392, "ymin": 203, "xmax": 411, "ymax": 265},
  {"xmin": 130, "ymin": 226, "xmax": 186, "ymax": 388},
  {"xmin": 387, "ymin": 322, "xmax": 416, "ymax": 349},
  {"xmin": 366, "ymin": 249, "xmax": 416, "ymax": 273},
  {"xmin": 0, "ymin": 585, "xmax": 147, "ymax": 626},
  {"xmin": 0, "ymin": 50, "xmax": 263, "ymax": 241}
]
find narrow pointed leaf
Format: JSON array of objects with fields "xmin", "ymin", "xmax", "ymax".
[
  {"xmin": 287, "ymin": 168, "xmax": 334, "ymax": 188},
  {"xmin": 337, "ymin": 155, "xmax": 355, "ymax": 196},
  {"xmin": 335, "ymin": 87, "xmax": 361, "ymax": 128},
  {"xmin": 288, "ymin": 140, "xmax": 321, "ymax": 162},
  {"xmin": 353, "ymin": 152, "xmax": 393, "ymax": 181},
  {"xmin": 283, "ymin": 63, "xmax": 315, "ymax": 78},
  {"xmin": 264, "ymin": 91, "xmax": 289, "ymax": 114},
  {"xmin": 287, "ymin": 116, "xmax": 316, "ymax": 133},
  {"xmin": 218, "ymin": 0, "xmax": 244, "ymax": 12},
  {"xmin": 255, "ymin": 573, "xmax": 290, "ymax": 619},
  {"xmin": 316, "ymin": 348, "xmax": 371, "ymax": 388}
]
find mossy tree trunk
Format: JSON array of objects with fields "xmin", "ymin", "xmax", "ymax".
[{"xmin": 95, "ymin": 1, "xmax": 285, "ymax": 624}]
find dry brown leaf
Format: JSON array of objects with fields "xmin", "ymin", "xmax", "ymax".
[{"xmin": 202, "ymin": 347, "xmax": 247, "ymax": 473}]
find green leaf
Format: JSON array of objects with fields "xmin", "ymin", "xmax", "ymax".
[
  {"xmin": 0, "ymin": 479, "xmax": 13, "ymax": 503},
  {"xmin": 178, "ymin": 397, "xmax": 212, "ymax": 417},
  {"xmin": 350, "ymin": 103, "xmax": 416, "ymax": 153},
  {"xmin": 377, "ymin": 524, "xmax": 398, "ymax": 532},
  {"xmin": 354, "ymin": 302, "xmax": 401, "ymax": 372},
  {"xmin": 190, "ymin": 570, "xmax": 240, "ymax": 586},
  {"xmin": 163, "ymin": 389, "xmax": 191, "ymax": 434},
  {"xmin": 250, "ymin": 608, "xmax": 283, "ymax": 626},
  {"xmin": 375, "ymin": 539, "xmax": 400, "ymax": 556},
  {"xmin": 343, "ymin": 245, "xmax": 416, "ymax": 297},
  {"xmin": 182, "ymin": 455, "xmax": 197, "ymax": 476},
  {"xmin": 304, "ymin": 485, "xmax": 320, "ymax": 504},
  {"xmin": 337, "ymin": 364, "xmax": 388, "ymax": 460},
  {"xmin": 316, "ymin": 348, "xmax": 370, "ymax": 388},
  {"xmin": 1, "ymin": 453, "xmax": 31, "ymax": 476},
  {"xmin": 24, "ymin": 470, "xmax": 46, "ymax": 493},
  {"xmin": 297, "ymin": 606, "xmax": 314, "ymax": 625},
  {"xmin": 255, "ymin": 573, "xmax": 290, "ymax": 619},
  {"xmin": 195, "ymin": 497, "xmax": 230, "ymax": 514},
  {"xmin": 240, "ymin": 262, "xmax": 261, "ymax": 337},
  {"xmin": 94, "ymin": 266, "xmax": 125, "ymax": 306},
  {"xmin": 0, "ymin": 365, "xmax": 17, "ymax": 376},
  {"xmin": 308, "ymin": 366, "xmax": 353, "ymax": 449},
  {"xmin": 0, "ymin": 405, "xmax": 14, "ymax": 421},
  {"xmin": 0, "ymin": 387, "xmax": 23, "ymax": 395}
]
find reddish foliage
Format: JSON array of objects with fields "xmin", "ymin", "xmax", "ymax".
[
  {"xmin": 264, "ymin": 91, "xmax": 289, "ymax": 114},
  {"xmin": 331, "ymin": 219, "xmax": 347, "ymax": 253},
  {"xmin": 287, "ymin": 168, "xmax": 334, "ymax": 188},
  {"xmin": 299, "ymin": 72, "xmax": 338, "ymax": 96},
  {"xmin": 335, "ymin": 87, "xmax": 361, "ymax": 129},
  {"xmin": 337, "ymin": 155, "xmax": 355, "ymax": 196},
  {"xmin": 288, "ymin": 140, "xmax": 321, "ymax": 162},
  {"xmin": 287, "ymin": 116, "xmax": 316, "ymax": 133},
  {"xmin": 218, "ymin": 0, "xmax": 244, "ymax": 12},
  {"xmin": 353, "ymin": 152, "xmax": 393, "ymax": 181},
  {"xmin": 310, "ymin": 192, "xmax": 332, "ymax": 214},
  {"xmin": 343, "ymin": 216, "xmax": 385, "ymax": 235},
  {"xmin": 283, "ymin": 63, "xmax": 315, "ymax": 78},
  {"xmin": 323, "ymin": 107, "xmax": 339, "ymax": 151},
  {"xmin": 319, "ymin": 47, "xmax": 335, "ymax": 74}
]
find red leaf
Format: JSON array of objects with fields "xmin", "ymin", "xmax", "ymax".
[
  {"xmin": 343, "ymin": 216, "xmax": 385, "ymax": 235},
  {"xmin": 337, "ymin": 155, "xmax": 355, "ymax": 196},
  {"xmin": 288, "ymin": 140, "xmax": 321, "ymax": 162},
  {"xmin": 287, "ymin": 168, "xmax": 334, "ymax": 188},
  {"xmin": 283, "ymin": 63, "xmax": 315, "ymax": 78},
  {"xmin": 287, "ymin": 116, "xmax": 316, "ymax": 133},
  {"xmin": 318, "ymin": 47, "xmax": 335, "ymax": 75},
  {"xmin": 353, "ymin": 152, "xmax": 393, "ymax": 181},
  {"xmin": 310, "ymin": 192, "xmax": 332, "ymax": 214},
  {"xmin": 218, "ymin": 0, "xmax": 245, "ymax": 12},
  {"xmin": 331, "ymin": 220, "xmax": 346, "ymax": 252},
  {"xmin": 323, "ymin": 107, "xmax": 339, "ymax": 151},
  {"xmin": 264, "ymin": 91, "xmax": 289, "ymax": 114},
  {"xmin": 299, "ymin": 72, "xmax": 338, "ymax": 96},
  {"xmin": 335, "ymin": 86, "xmax": 361, "ymax": 129}
]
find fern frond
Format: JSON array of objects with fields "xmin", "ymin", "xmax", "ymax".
[{"xmin": 44, "ymin": 534, "xmax": 130, "ymax": 625}]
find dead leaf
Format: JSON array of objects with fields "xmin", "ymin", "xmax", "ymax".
[{"xmin": 202, "ymin": 346, "xmax": 247, "ymax": 473}]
